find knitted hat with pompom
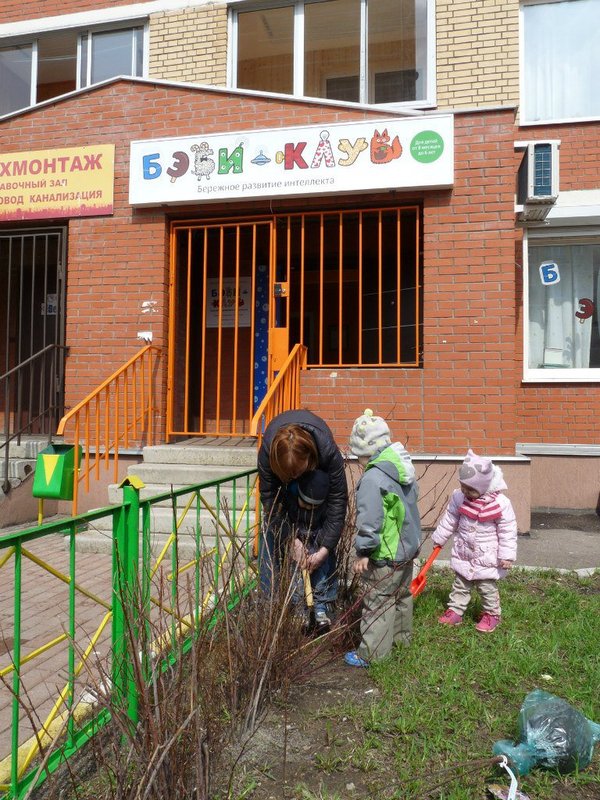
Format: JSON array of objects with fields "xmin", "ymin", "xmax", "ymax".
[{"xmin": 349, "ymin": 409, "xmax": 392, "ymax": 458}]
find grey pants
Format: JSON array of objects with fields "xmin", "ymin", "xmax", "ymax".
[
  {"xmin": 357, "ymin": 560, "xmax": 414, "ymax": 663},
  {"xmin": 448, "ymin": 573, "xmax": 501, "ymax": 617}
]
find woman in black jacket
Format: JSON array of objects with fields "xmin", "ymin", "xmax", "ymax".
[{"xmin": 257, "ymin": 409, "xmax": 348, "ymax": 623}]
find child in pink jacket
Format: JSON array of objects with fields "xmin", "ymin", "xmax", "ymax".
[{"xmin": 431, "ymin": 449, "xmax": 517, "ymax": 633}]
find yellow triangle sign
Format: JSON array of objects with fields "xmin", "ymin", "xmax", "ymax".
[{"xmin": 42, "ymin": 454, "xmax": 60, "ymax": 485}]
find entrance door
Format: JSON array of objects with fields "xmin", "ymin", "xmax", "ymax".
[
  {"xmin": 168, "ymin": 206, "xmax": 420, "ymax": 437},
  {"xmin": 0, "ymin": 227, "xmax": 66, "ymax": 435},
  {"xmin": 168, "ymin": 220, "xmax": 274, "ymax": 437}
]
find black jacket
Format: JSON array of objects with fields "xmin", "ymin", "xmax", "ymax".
[{"xmin": 257, "ymin": 409, "xmax": 348, "ymax": 551}]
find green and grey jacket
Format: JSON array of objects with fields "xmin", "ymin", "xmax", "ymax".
[{"xmin": 354, "ymin": 443, "xmax": 421, "ymax": 565}]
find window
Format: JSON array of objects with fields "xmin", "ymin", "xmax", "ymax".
[
  {"xmin": 233, "ymin": 0, "xmax": 432, "ymax": 106},
  {"xmin": 236, "ymin": 5, "xmax": 294, "ymax": 94},
  {"xmin": 0, "ymin": 25, "xmax": 145, "ymax": 117},
  {"xmin": 525, "ymin": 234, "xmax": 600, "ymax": 381},
  {"xmin": 0, "ymin": 45, "xmax": 32, "ymax": 116},
  {"xmin": 522, "ymin": 0, "xmax": 600, "ymax": 123},
  {"xmin": 81, "ymin": 28, "xmax": 144, "ymax": 86}
]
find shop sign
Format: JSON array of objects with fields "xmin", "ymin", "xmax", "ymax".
[
  {"xmin": 0, "ymin": 145, "xmax": 115, "ymax": 221},
  {"xmin": 129, "ymin": 116, "xmax": 453, "ymax": 206}
]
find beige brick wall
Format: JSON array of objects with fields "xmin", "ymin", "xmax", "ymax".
[
  {"xmin": 149, "ymin": 5, "xmax": 228, "ymax": 87},
  {"xmin": 147, "ymin": 2, "xmax": 518, "ymax": 109},
  {"xmin": 436, "ymin": 0, "xmax": 519, "ymax": 109}
]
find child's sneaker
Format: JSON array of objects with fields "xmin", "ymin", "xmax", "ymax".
[
  {"xmin": 475, "ymin": 612, "xmax": 501, "ymax": 633},
  {"xmin": 314, "ymin": 609, "xmax": 331, "ymax": 635},
  {"xmin": 344, "ymin": 651, "xmax": 369, "ymax": 668},
  {"xmin": 438, "ymin": 609, "xmax": 463, "ymax": 626}
]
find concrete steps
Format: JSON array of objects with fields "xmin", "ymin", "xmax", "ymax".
[
  {"xmin": 78, "ymin": 438, "xmax": 259, "ymax": 556},
  {"xmin": 0, "ymin": 435, "xmax": 54, "ymax": 491},
  {"xmin": 142, "ymin": 443, "xmax": 257, "ymax": 467}
]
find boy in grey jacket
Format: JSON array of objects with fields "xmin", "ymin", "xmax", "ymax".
[{"xmin": 345, "ymin": 409, "xmax": 422, "ymax": 667}]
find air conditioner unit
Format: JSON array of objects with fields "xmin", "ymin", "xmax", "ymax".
[{"xmin": 515, "ymin": 141, "xmax": 560, "ymax": 222}]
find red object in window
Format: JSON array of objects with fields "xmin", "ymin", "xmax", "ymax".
[{"xmin": 575, "ymin": 298, "xmax": 594, "ymax": 321}]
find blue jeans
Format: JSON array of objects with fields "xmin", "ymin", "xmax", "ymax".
[
  {"xmin": 293, "ymin": 542, "xmax": 337, "ymax": 615},
  {"xmin": 258, "ymin": 519, "xmax": 289, "ymax": 597},
  {"xmin": 259, "ymin": 524, "xmax": 337, "ymax": 614}
]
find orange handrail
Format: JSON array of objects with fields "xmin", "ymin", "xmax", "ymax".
[
  {"xmin": 57, "ymin": 345, "xmax": 162, "ymax": 514},
  {"xmin": 249, "ymin": 344, "xmax": 307, "ymax": 443},
  {"xmin": 249, "ymin": 343, "xmax": 307, "ymax": 556}
]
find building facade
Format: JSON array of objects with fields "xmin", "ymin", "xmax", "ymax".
[{"xmin": 1, "ymin": 0, "xmax": 600, "ymax": 523}]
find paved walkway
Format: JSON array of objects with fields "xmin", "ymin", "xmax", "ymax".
[
  {"xmin": 0, "ymin": 533, "xmax": 113, "ymax": 763},
  {"xmin": 420, "ymin": 517, "xmax": 600, "ymax": 573},
  {"xmin": 1, "ymin": 516, "xmax": 599, "ymax": 768}
]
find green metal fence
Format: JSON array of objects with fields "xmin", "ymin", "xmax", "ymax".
[{"xmin": 0, "ymin": 468, "xmax": 258, "ymax": 799}]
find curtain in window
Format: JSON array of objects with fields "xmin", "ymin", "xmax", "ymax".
[
  {"xmin": 524, "ymin": 0, "xmax": 600, "ymax": 121},
  {"xmin": 529, "ymin": 246, "xmax": 595, "ymax": 369}
]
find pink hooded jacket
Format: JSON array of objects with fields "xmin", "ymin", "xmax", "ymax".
[{"xmin": 431, "ymin": 467, "xmax": 518, "ymax": 582}]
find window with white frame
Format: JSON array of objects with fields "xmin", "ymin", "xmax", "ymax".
[
  {"xmin": 0, "ymin": 45, "xmax": 32, "ymax": 116},
  {"xmin": 231, "ymin": 0, "xmax": 432, "ymax": 106},
  {"xmin": 525, "ymin": 233, "xmax": 600, "ymax": 380},
  {"xmin": 522, "ymin": 0, "xmax": 600, "ymax": 123},
  {"xmin": 0, "ymin": 25, "xmax": 145, "ymax": 117}
]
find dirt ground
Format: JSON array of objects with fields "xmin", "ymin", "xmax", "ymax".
[
  {"xmin": 231, "ymin": 659, "xmax": 379, "ymax": 799},
  {"xmin": 231, "ymin": 656, "xmax": 600, "ymax": 800},
  {"xmin": 232, "ymin": 511, "xmax": 600, "ymax": 800}
]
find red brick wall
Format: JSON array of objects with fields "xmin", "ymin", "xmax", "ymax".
[
  {"xmin": 2, "ymin": 82, "xmax": 600, "ymax": 456},
  {"xmin": 304, "ymin": 112, "xmax": 600, "ymax": 454},
  {"xmin": 511, "ymin": 122, "xmax": 600, "ymax": 446},
  {"xmin": 0, "ymin": 80, "xmax": 396, "ymax": 430},
  {"xmin": 519, "ymin": 121, "xmax": 600, "ymax": 192},
  {"xmin": 0, "ymin": 0, "xmax": 133, "ymax": 23},
  {"xmin": 303, "ymin": 110, "xmax": 521, "ymax": 454}
]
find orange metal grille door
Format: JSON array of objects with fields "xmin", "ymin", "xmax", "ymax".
[
  {"xmin": 168, "ymin": 220, "xmax": 273, "ymax": 437},
  {"xmin": 168, "ymin": 206, "xmax": 420, "ymax": 438}
]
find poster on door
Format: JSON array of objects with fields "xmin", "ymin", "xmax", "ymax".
[{"xmin": 206, "ymin": 277, "xmax": 251, "ymax": 328}]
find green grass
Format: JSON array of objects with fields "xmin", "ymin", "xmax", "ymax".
[{"xmin": 319, "ymin": 569, "xmax": 600, "ymax": 799}]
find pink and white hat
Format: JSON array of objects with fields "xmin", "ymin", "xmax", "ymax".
[{"xmin": 459, "ymin": 449, "xmax": 494, "ymax": 495}]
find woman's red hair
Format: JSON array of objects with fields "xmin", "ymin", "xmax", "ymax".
[{"xmin": 269, "ymin": 425, "xmax": 318, "ymax": 483}]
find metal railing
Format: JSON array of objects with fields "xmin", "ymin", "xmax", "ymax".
[
  {"xmin": 0, "ymin": 467, "xmax": 258, "ymax": 799},
  {"xmin": 249, "ymin": 344, "xmax": 307, "ymax": 444},
  {"xmin": 56, "ymin": 345, "xmax": 162, "ymax": 514},
  {"xmin": 1, "ymin": 344, "xmax": 66, "ymax": 495}
]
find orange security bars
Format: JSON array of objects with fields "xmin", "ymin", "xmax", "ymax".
[
  {"xmin": 274, "ymin": 206, "xmax": 421, "ymax": 368},
  {"xmin": 167, "ymin": 220, "xmax": 271, "ymax": 439},
  {"xmin": 168, "ymin": 206, "xmax": 421, "ymax": 440}
]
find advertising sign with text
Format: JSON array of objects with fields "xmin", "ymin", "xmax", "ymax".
[
  {"xmin": 129, "ymin": 116, "xmax": 453, "ymax": 206},
  {"xmin": 0, "ymin": 145, "xmax": 115, "ymax": 221}
]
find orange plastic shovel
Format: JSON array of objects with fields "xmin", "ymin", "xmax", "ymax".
[{"xmin": 410, "ymin": 545, "xmax": 442, "ymax": 598}]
